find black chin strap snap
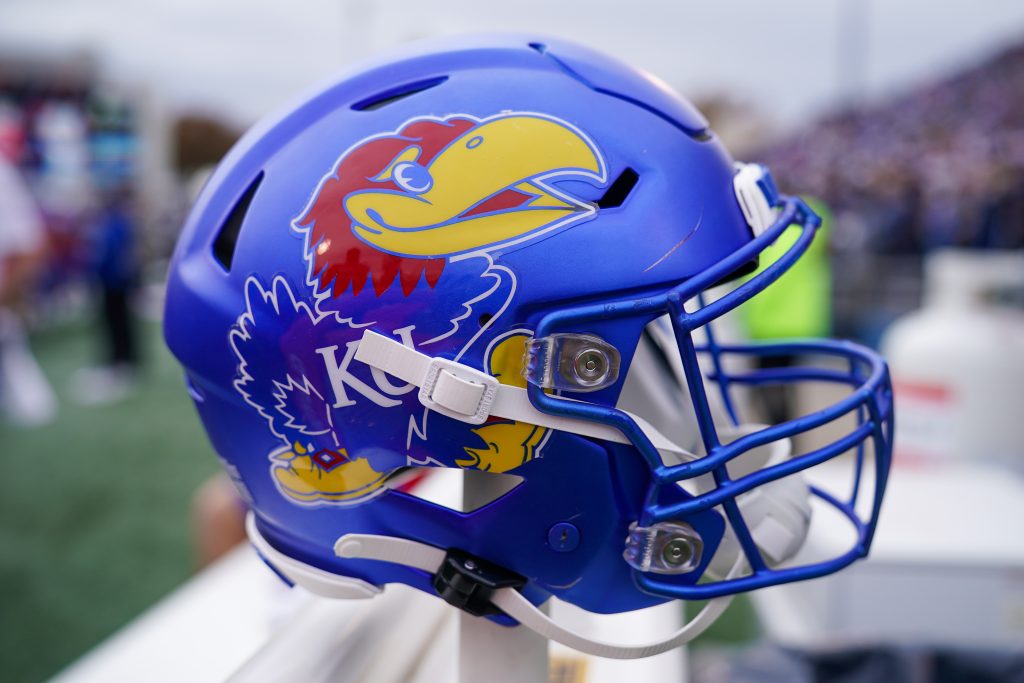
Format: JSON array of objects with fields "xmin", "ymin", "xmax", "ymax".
[{"xmin": 431, "ymin": 548, "xmax": 526, "ymax": 617}]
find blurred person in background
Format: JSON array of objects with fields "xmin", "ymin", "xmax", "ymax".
[
  {"xmin": 739, "ymin": 199, "xmax": 833, "ymax": 424},
  {"xmin": 70, "ymin": 184, "xmax": 141, "ymax": 404},
  {"xmin": 978, "ymin": 164, "xmax": 1024, "ymax": 249},
  {"xmin": 0, "ymin": 102, "xmax": 57, "ymax": 426}
]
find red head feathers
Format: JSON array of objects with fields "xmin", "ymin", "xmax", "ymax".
[{"xmin": 297, "ymin": 117, "xmax": 477, "ymax": 298}]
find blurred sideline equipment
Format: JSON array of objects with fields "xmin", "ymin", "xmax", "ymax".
[
  {"xmin": 755, "ymin": 249, "xmax": 1024, "ymax": 653},
  {"xmin": 164, "ymin": 34, "xmax": 893, "ymax": 674},
  {"xmin": 752, "ymin": 459, "xmax": 1024, "ymax": 650},
  {"xmin": 882, "ymin": 249, "xmax": 1024, "ymax": 470}
]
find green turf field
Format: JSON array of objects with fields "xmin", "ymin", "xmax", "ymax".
[
  {"xmin": 0, "ymin": 316, "xmax": 756, "ymax": 683},
  {"xmin": 0, "ymin": 317, "xmax": 219, "ymax": 683}
]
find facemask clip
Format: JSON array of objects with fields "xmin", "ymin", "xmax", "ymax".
[
  {"xmin": 624, "ymin": 521, "xmax": 704, "ymax": 575},
  {"xmin": 524, "ymin": 333, "xmax": 620, "ymax": 393}
]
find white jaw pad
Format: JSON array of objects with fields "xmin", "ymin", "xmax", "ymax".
[{"xmin": 704, "ymin": 426, "xmax": 813, "ymax": 578}]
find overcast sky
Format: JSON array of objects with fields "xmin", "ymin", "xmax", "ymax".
[{"xmin": 2, "ymin": 0, "xmax": 1024, "ymax": 130}]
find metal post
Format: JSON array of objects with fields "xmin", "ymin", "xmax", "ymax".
[
  {"xmin": 458, "ymin": 470, "xmax": 549, "ymax": 683},
  {"xmin": 838, "ymin": 0, "xmax": 870, "ymax": 105}
]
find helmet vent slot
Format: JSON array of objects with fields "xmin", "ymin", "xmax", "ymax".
[
  {"xmin": 385, "ymin": 468, "xmax": 524, "ymax": 512},
  {"xmin": 352, "ymin": 76, "xmax": 449, "ymax": 111},
  {"xmin": 596, "ymin": 167, "xmax": 638, "ymax": 209},
  {"xmin": 213, "ymin": 172, "xmax": 262, "ymax": 271}
]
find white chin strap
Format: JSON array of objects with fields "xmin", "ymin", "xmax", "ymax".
[
  {"xmin": 243, "ymin": 330, "xmax": 813, "ymax": 658},
  {"xmin": 333, "ymin": 532, "xmax": 745, "ymax": 660},
  {"xmin": 353, "ymin": 330, "xmax": 698, "ymax": 462}
]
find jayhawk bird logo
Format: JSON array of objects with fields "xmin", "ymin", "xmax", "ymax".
[{"xmin": 230, "ymin": 112, "xmax": 606, "ymax": 506}]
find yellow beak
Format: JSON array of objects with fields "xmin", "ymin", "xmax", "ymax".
[{"xmin": 345, "ymin": 115, "xmax": 603, "ymax": 258}]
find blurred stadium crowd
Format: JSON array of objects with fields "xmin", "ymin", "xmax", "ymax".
[{"xmin": 762, "ymin": 43, "xmax": 1024, "ymax": 254}]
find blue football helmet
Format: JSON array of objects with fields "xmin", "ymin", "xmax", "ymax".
[{"xmin": 165, "ymin": 34, "xmax": 892, "ymax": 657}]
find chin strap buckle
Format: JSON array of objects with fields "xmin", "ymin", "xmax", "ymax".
[
  {"xmin": 354, "ymin": 330, "xmax": 499, "ymax": 424},
  {"xmin": 419, "ymin": 358, "xmax": 499, "ymax": 425},
  {"xmin": 431, "ymin": 548, "xmax": 526, "ymax": 618}
]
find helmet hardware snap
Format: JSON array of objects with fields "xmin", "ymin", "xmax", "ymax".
[{"xmin": 525, "ymin": 333, "xmax": 620, "ymax": 393}]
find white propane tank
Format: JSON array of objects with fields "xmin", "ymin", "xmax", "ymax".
[{"xmin": 881, "ymin": 250, "xmax": 1024, "ymax": 470}]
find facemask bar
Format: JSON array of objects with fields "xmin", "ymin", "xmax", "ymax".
[{"xmin": 527, "ymin": 195, "xmax": 894, "ymax": 601}]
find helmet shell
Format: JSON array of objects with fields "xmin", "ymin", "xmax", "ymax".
[{"xmin": 165, "ymin": 34, "xmax": 750, "ymax": 613}]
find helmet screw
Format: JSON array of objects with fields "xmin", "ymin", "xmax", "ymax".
[
  {"xmin": 662, "ymin": 537, "xmax": 697, "ymax": 568},
  {"xmin": 464, "ymin": 559, "xmax": 477, "ymax": 571},
  {"xmin": 547, "ymin": 522, "xmax": 581, "ymax": 552},
  {"xmin": 573, "ymin": 348, "xmax": 608, "ymax": 383}
]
